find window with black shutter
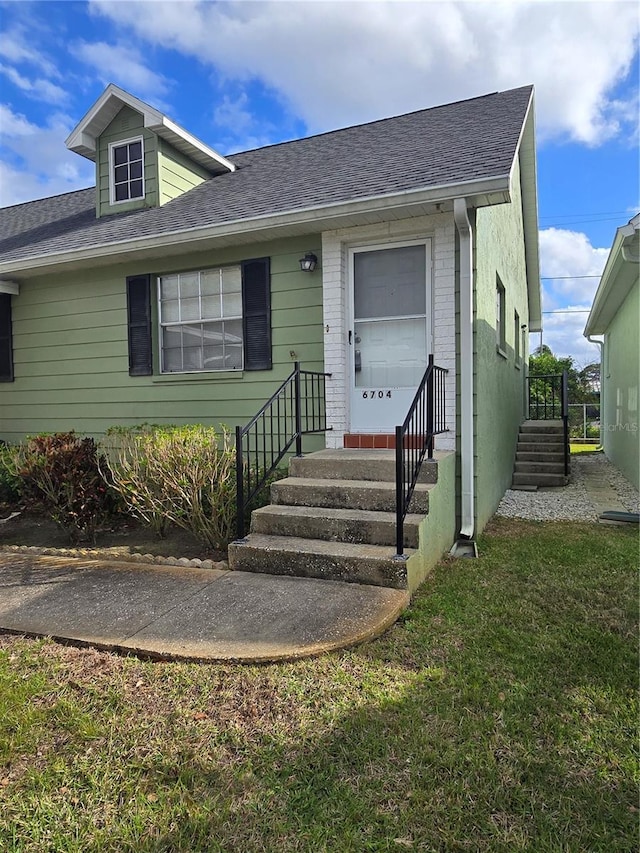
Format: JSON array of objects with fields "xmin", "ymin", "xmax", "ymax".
[
  {"xmin": 152, "ymin": 258, "xmax": 272, "ymax": 375},
  {"xmin": 126, "ymin": 275, "xmax": 152, "ymax": 376},
  {"xmin": 242, "ymin": 257, "xmax": 271, "ymax": 371},
  {"xmin": 0, "ymin": 293, "xmax": 14, "ymax": 382}
]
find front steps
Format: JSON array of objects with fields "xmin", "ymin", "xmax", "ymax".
[
  {"xmin": 511, "ymin": 420, "xmax": 569, "ymax": 489},
  {"xmin": 228, "ymin": 449, "xmax": 439, "ymax": 589}
]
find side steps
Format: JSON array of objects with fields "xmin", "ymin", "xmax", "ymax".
[{"xmin": 511, "ymin": 421, "xmax": 569, "ymax": 490}]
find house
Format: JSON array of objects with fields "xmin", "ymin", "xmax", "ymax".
[
  {"xmin": 0, "ymin": 83, "xmax": 541, "ymax": 589},
  {"xmin": 584, "ymin": 214, "xmax": 639, "ymax": 490}
]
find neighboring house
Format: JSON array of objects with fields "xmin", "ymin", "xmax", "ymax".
[
  {"xmin": 584, "ymin": 214, "xmax": 639, "ymax": 490},
  {"xmin": 0, "ymin": 83, "xmax": 541, "ymax": 577}
]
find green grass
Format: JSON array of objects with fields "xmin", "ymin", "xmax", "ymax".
[
  {"xmin": 570, "ymin": 442, "xmax": 601, "ymax": 454},
  {"xmin": 1, "ymin": 518, "xmax": 638, "ymax": 852}
]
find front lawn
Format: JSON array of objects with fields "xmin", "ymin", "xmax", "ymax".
[{"xmin": 1, "ymin": 518, "xmax": 637, "ymax": 852}]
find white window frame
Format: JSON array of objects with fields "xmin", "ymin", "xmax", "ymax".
[
  {"xmin": 496, "ymin": 275, "xmax": 506, "ymax": 356},
  {"xmin": 108, "ymin": 136, "xmax": 145, "ymax": 205},
  {"xmin": 157, "ymin": 266, "xmax": 244, "ymax": 374}
]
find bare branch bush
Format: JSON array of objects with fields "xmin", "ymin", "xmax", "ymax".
[
  {"xmin": 100, "ymin": 426, "xmax": 172, "ymax": 538},
  {"xmin": 101, "ymin": 424, "xmax": 237, "ymax": 549}
]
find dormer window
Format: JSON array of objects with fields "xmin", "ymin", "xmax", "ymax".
[{"xmin": 109, "ymin": 137, "xmax": 144, "ymax": 204}]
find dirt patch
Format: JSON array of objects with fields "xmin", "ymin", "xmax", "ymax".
[{"xmin": 0, "ymin": 504, "xmax": 226, "ymax": 563}]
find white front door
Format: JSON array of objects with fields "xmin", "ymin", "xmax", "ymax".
[{"xmin": 349, "ymin": 241, "xmax": 432, "ymax": 432}]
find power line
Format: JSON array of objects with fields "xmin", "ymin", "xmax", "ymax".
[
  {"xmin": 538, "ymin": 209, "xmax": 639, "ymax": 234},
  {"xmin": 542, "ymin": 309, "xmax": 590, "ymax": 314},
  {"xmin": 540, "ymin": 216, "xmax": 626, "ymax": 228},
  {"xmin": 539, "ymin": 210, "xmax": 633, "ymax": 221},
  {"xmin": 540, "ymin": 275, "xmax": 600, "ymax": 280}
]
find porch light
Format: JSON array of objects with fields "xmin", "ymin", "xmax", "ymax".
[{"xmin": 299, "ymin": 252, "xmax": 318, "ymax": 272}]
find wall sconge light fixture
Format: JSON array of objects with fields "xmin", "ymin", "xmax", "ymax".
[{"xmin": 299, "ymin": 252, "xmax": 318, "ymax": 272}]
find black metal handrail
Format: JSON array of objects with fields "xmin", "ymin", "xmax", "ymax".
[
  {"xmin": 560, "ymin": 369, "xmax": 570, "ymax": 478},
  {"xmin": 527, "ymin": 370, "xmax": 570, "ymax": 477},
  {"xmin": 395, "ymin": 355, "xmax": 448, "ymax": 557},
  {"xmin": 235, "ymin": 362, "xmax": 330, "ymax": 539}
]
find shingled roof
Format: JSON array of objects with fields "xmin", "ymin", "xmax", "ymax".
[{"xmin": 0, "ymin": 86, "xmax": 534, "ymax": 270}]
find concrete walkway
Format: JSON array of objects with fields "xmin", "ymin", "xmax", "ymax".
[
  {"xmin": 0, "ymin": 552, "xmax": 408, "ymax": 663},
  {"xmin": 582, "ymin": 469, "xmax": 631, "ymax": 518}
]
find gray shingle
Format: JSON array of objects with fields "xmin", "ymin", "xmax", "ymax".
[{"xmin": 0, "ymin": 86, "xmax": 532, "ymax": 266}]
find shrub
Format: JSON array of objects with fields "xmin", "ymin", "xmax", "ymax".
[
  {"xmin": 100, "ymin": 425, "xmax": 173, "ymax": 538},
  {"xmin": 101, "ymin": 424, "xmax": 237, "ymax": 549},
  {"xmin": 4, "ymin": 432, "xmax": 115, "ymax": 542},
  {"xmin": 0, "ymin": 442, "xmax": 21, "ymax": 505}
]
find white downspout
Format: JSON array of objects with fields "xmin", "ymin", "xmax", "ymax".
[
  {"xmin": 586, "ymin": 334, "xmax": 604, "ymax": 449},
  {"xmin": 454, "ymin": 197, "xmax": 475, "ymax": 539}
]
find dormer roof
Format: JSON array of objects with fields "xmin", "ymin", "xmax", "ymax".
[{"xmin": 64, "ymin": 83, "xmax": 235, "ymax": 176}]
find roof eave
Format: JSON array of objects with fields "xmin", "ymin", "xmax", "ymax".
[
  {"xmin": 0, "ymin": 174, "xmax": 511, "ymax": 277},
  {"xmin": 510, "ymin": 88, "xmax": 542, "ymax": 333},
  {"xmin": 584, "ymin": 217, "xmax": 640, "ymax": 335}
]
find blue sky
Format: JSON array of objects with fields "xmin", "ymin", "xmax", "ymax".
[{"xmin": 1, "ymin": 0, "xmax": 638, "ymax": 366}]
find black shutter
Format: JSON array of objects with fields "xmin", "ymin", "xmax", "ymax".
[
  {"xmin": 242, "ymin": 258, "xmax": 271, "ymax": 371},
  {"xmin": 0, "ymin": 293, "xmax": 14, "ymax": 383},
  {"xmin": 126, "ymin": 275, "xmax": 152, "ymax": 376}
]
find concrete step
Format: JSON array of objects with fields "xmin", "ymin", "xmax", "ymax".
[
  {"xmin": 251, "ymin": 504, "xmax": 422, "ymax": 548},
  {"xmin": 228, "ymin": 534, "xmax": 411, "ymax": 589},
  {"xmin": 289, "ymin": 449, "xmax": 439, "ymax": 484},
  {"xmin": 516, "ymin": 451, "xmax": 565, "ymax": 463},
  {"xmin": 520, "ymin": 420, "xmax": 564, "ymax": 434},
  {"xmin": 271, "ymin": 477, "xmax": 431, "ymax": 514},
  {"xmin": 512, "ymin": 472, "xmax": 568, "ymax": 488},
  {"xmin": 516, "ymin": 441, "xmax": 565, "ymax": 454},
  {"xmin": 517, "ymin": 432, "xmax": 564, "ymax": 444},
  {"xmin": 515, "ymin": 461, "xmax": 565, "ymax": 475}
]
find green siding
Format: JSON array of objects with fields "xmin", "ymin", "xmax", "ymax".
[
  {"xmin": 158, "ymin": 139, "xmax": 210, "ymax": 205},
  {"xmin": 603, "ymin": 280, "xmax": 639, "ymax": 489},
  {"xmin": 96, "ymin": 106, "xmax": 159, "ymax": 217},
  {"xmin": 473, "ymin": 156, "xmax": 530, "ymax": 532},
  {"xmin": 1, "ymin": 237, "xmax": 324, "ymax": 443}
]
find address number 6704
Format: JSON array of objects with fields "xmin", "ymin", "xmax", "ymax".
[{"xmin": 362, "ymin": 390, "xmax": 392, "ymax": 399}]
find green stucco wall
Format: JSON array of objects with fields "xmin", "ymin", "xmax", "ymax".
[
  {"xmin": 158, "ymin": 139, "xmax": 210, "ymax": 205},
  {"xmin": 603, "ymin": 279, "xmax": 639, "ymax": 489},
  {"xmin": 96, "ymin": 106, "xmax": 159, "ymax": 217},
  {"xmin": 406, "ymin": 450, "xmax": 456, "ymax": 592},
  {"xmin": 472, "ymin": 156, "xmax": 529, "ymax": 532},
  {"xmin": 0, "ymin": 237, "xmax": 324, "ymax": 443}
]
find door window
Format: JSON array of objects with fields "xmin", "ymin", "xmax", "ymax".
[{"xmin": 353, "ymin": 245, "xmax": 427, "ymax": 388}]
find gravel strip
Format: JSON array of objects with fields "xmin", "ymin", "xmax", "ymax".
[{"xmin": 496, "ymin": 452, "xmax": 640, "ymax": 521}]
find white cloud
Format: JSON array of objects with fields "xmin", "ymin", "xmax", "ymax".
[
  {"xmin": 537, "ymin": 227, "xmax": 609, "ymax": 362},
  {"xmin": 540, "ymin": 228, "xmax": 609, "ymax": 304},
  {"xmin": 0, "ymin": 64, "xmax": 68, "ymax": 104},
  {"xmin": 0, "ymin": 26, "xmax": 60, "ymax": 77},
  {"xmin": 71, "ymin": 41, "xmax": 172, "ymax": 108},
  {"xmin": 536, "ymin": 307, "xmax": 602, "ymax": 366},
  {"xmin": 214, "ymin": 93, "xmax": 256, "ymax": 137},
  {"xmin": 89, "ymin": 0, "xmax": 639, "ymax": 143},
  {"xmin": 212, "ymin": 92, "xmax": 283, "ymax": 151},
  {"xmin": 0, "ymin": 105, "xmax": 94, "ymax": 207}
]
